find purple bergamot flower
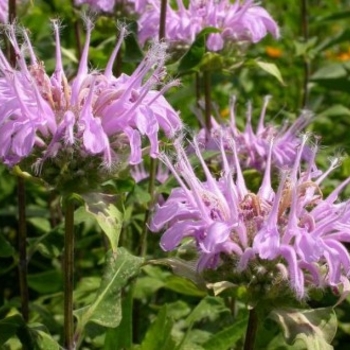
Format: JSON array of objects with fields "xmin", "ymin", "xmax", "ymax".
[
  {"xmin": 150, "ymin": 135, "xmax": 350, "ymax": 300},
  {"xmin": 0, "ymin": 20, "xmax": 181, "ymax": 191},
  {"xmin": 138, "ymin": 0, "xmax": 279, "ymax": 51},
  {"xmin": 195, "ymin": 96, "xmax": 315, "ymax": 171}
]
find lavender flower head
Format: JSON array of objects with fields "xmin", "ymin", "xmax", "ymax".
[
  {"xmin": 0, "ymin": 21, "xmax": 181, "ymax": 191},
  {"xmin": 151, "ymin": 135, "xmax": 350, "ymax": 300},
  {"xmin": 196, "ymin": 96, "xmax": 314, "ymax": 171},
  {"xmin": 138, "ymin": 0, "xmax": 279, "ymax": 51}
]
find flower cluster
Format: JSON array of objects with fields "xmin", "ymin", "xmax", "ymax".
[
  {"xmin": 0, "ymin": 21, "xmax": 181, "ymax": 190},
  {"xmin": 151, "ymin": 135, "xmax": 350, "ymax": 299},
  {"xmin": 195, "ymin": 96, "xmax": 315, "ymax": 171},
  {"xmin": 138, "ymin": 0, "xmax": 280, "ymax": 51}
]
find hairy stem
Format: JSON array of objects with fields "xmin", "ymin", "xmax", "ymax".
[
  {"xmin": 159, "ymin": 0, "xmax": 168, "ymax": 40},
  {"xmin": 64, "ymin": 197, "xmax": 75, "ymax": 350},
  {"xmin": 17, "ymin": 177, "xmax": 29, "ymax": 322},
  {"xmin": 8, "ymin": 0, "xmax": 16, "ymax": 23},
  {"xmin": 300, "ymin": 0, "xmax": 310, "ymax": 108},
  {"xmin": 244, "ymin": 308, "xmax": 258, "ymax": 350},
  {"xmin": 8, "ymin": 0, "xmax": 16, "ymax": 69}
]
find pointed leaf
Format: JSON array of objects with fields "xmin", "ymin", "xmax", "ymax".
[
  {"xmin": 83, "ymin": 193, "xmax": 123, "ymax": 252},
  {"xmin": 255, "ymin": 61, "xmax": 285, "ymax": 85},
  {"xmin": 269, "ymin": 307, "xmax": 337, "ymax": 350},
  {"xmin": 61, "ymin": 46, "xmax": 78, "ymax": 64},
  {"xmin": 311, "ymin": 62, "xmax": 350, "ymax": 80},
  {"xmin": 28, "ymin": 217, "xmax": 51, "ymax": 233},
  {"xmin": 318, "ymin": 104, "xmax": 350, "ymax": 118},
  {"xmin": 74, "ymin": 248, "xmax": 143, "ymax": 331}
]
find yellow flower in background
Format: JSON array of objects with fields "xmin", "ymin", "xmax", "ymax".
[
  {"xmin": 220, "ymin": 107, "xmax": 230, "ymax": 119},
  {"xmin": 265, "ymin": 46, "xmax": 282, "ymax": 58},
  {"xmin": 336, "ymin": 51, "xmax": 350, "ymax": 61},
  {"xmin": 326, "ymin": 47, "xmax": 350, "ymax": 61}
]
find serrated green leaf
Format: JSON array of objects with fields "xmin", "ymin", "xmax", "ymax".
[
  {"xmin": 269, "ymin": 307, "xmax": 337, "ymax": 350},
  {"xmin": 74, "ymin": 248, "xmax": 143, "ymax": 331},
  {"xmin": 83, "ymin": 193, "xmax": 123, "ymax": 252},
  {"xmin": 202, "ymin": 317, "xmax": 248, "ymax": 350},
  {"xmin": 140, "ymin": 305, "xmax": 176, "ymax": 350},
  {"xmin": 255, "ymin": 61, "xmax": 285, "ymax": 85}
]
